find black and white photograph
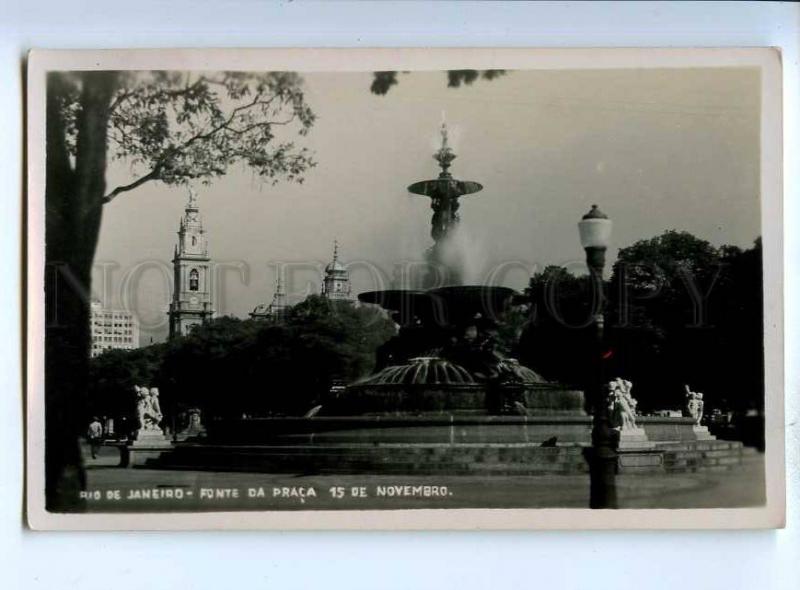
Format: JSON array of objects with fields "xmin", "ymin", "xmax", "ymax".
[{"xmin": 26, "ymin": 48, "xmax": 784, "ymax": 529}]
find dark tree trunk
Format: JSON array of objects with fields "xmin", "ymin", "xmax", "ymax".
[{"xmin": 44, "ymin": 71, "xmax": 117, "ymax": 511}]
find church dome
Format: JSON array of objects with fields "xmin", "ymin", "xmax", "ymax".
[
  {"xmin": 324, "ymin": 240, "xmax": 348, "ymax": 274},
  {"xmin": 325, "ymin": 259, "xmax": 347, "ymax": 273}
]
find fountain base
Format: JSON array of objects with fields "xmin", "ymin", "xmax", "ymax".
[{"xmin": 151, "ymin": 416, "xmax": 747, "ymax": 476}]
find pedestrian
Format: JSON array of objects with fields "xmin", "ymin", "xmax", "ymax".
[{"xmin": 87, "ymin": 416, "xmax": 103, "ymax": 459}]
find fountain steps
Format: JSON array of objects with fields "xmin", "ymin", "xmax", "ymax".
[
  {"xmin": 658, "ymin": 442, "xmax": 749, "ymax": 471},
  {"xmin": 150, "ymin": 440, "xmax": 748, "ymax": 475},
  {"xmin": 154, "ymin": 457, "xmax": 590, "ymax": 476},
  {"xmin": 153, "ymin": 444, "xmax": 590, "ymax": 475},
  {"xmin": 656, "ymin": 441, "xmax": 745, "ymax": 452}
]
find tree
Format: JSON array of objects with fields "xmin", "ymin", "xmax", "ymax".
[
  {"xmin": 515, "ymin": 234, "xmax": 764, "ymax": 424},
  {"xmin": 516, "ymin": 265, "xmax": 596, "ymax": 387},
  {"xmin": 607, "ymin": 231, "xmax": 763, "ymax": 415},
  {"xmin": 45, "ymin": 70, "xmax": 316, "ymax": 510},
  {"xmin": 610, "ymin": 230, "xmax": 724, "ymax": 329},
  {"xmin": 271, "ymin": 295, "xmax": 397, "ymax": 413},
  {"xmin": 123, "ymin": 296, "xmax": 397, "ymax": 419}
]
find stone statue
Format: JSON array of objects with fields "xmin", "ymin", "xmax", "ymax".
[
  {"xmin": 135, "ymin": 385, "xmax": 149, "ymax": 431},
  {"xmin": 607, "ymin": 378, "xmax": 638, "ymax": 431},
  {"xmin": 129, "ymin": 384, "xmax": 172, "ymax": 448},
  {"xmin": 134, "ymin": 384, "xmax": 164, "ymax": 434},
  {"xmin": 187, "ymin": 408, "xmax": 202, "ymax": 430},
  {"xmin": 175, "ymin": 407, "xmax": 206, "ymax": 441},
  {"xmin": 604, "ymin": 378, "xmax": 655, "ymax": 449},
  {"xmin": 684, "ymin": 385, "xmax": 704, "ymax": 426},
  {"xmin": 694, "ymin": 392, "xmax": 704, "ymax": 425},
  {"xmin": 622, "ymin": 379, "xmax": 637, "ymax": 418},
  {"xmin": 149, "ymin": 387, "xmax": 163, "ymax": 423}
]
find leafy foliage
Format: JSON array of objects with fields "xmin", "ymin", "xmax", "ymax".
[
  {"xmin": 517, "ymin": 234, "xmax": 764, "ymax": 416},
  {"xmin": 515, "ymin": 265, "xmax": 595, "ymax": 386},
  {"xmin": 54, "ymin": 70, "xmax": 317, "ymax": 203},
  {"xmin": 611, "ymin": 230, "xmax": 725, "ymax": 327},
  {"xmin": 88, "ymin": 296, "xmax": 396, "ymax": 421},
  {"xmin": 610, "ymin": 231, "xmax": 764, "ymax": 411}
]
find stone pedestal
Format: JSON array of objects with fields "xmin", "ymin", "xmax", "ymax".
[
  {"xmin": 175, "ymin": 424, "xmax": 207, "ymax": 441},
  {"xmin": 616, "ymin": 428, "xmax": 660, "ymax": 473},
  {"xmin": 121, "ymin": 429, "xmax": 173, "ymax": 468},
  {"xmin": 130, "ymin": 429, "xmax": 172, "ymax": 448},
  {"xmin": 617, "ymin": 427, "xmax": 655, "ymax": 450},
  {"xmin": 692, "ymin": 425, "xmax": 716, "ymax": 441}
]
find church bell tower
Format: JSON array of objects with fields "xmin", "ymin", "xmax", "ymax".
[{"xmin": 169, "ymin": 188, "xmax": 214, "ymax": 338}]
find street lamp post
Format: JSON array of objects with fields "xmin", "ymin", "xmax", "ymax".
[{"xmin": 578, "ymin": 204, "xmax": 618, "ymax": 509}]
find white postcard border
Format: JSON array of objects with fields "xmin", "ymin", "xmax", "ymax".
[{"xmin": 25, "ymin": 47, "xmax": 785, "ymax": 530}]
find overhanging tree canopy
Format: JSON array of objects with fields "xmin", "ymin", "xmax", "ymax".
[
  {"xmin": 45, "ymin": 70, "xmax": 317, "ymax": 510},
  {"xmin": 55, "ymin": 70, "xmax": 316, "ymax": 205}
]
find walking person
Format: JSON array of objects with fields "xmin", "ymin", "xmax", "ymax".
[{"xmin": 87, "ymin": 416, "xmax": 103, "ymax": 459}]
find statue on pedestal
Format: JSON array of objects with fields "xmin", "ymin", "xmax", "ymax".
[
  {"xmin": 606, "ymin": 378, "xmax": 655, "ymax": 450},
  {"xmin": 684, "ymin": 385, "xmax": 705, "ymax": 426},
  {"xmin": 175, "ymin": 407, "xmax": 207, "ymax": 441},
  {"xmin": 684, "ymin": 385, "xmax": 716, "ymax": 441},
  {"xmin": 607, "ymin": 378, "xmax": 638, "ymax": 431},
  {"xmin": 134, "ymin": 385, "xmax": 166, "ymax": 438}
]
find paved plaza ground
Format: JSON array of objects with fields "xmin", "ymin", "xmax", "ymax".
[{"xmin": 79, "ymin": 444, "xmax": 766, "ymax": 512}]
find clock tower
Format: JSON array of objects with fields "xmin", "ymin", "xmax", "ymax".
[{"xmin": 169, "ymin": 188, "xmax": 214, "ymax": 338}]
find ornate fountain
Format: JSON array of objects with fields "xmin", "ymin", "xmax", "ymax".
[
  {"xmin": 408, "ymin": 123, "xmax": 484, "ymax": 286},
  {"xmin": 327, "ymin": 127, "xmax": 585, "ymax": 417}
]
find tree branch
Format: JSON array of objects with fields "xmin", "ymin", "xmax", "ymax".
[
  {"xmin": 102, "ymin": 167, "xmax": 160, "ymax": 204},
  {"xmin": 177, "ymin": 92, "xmax": 273, "ymax": 150},
  {"xmin": 99, "ymin": 74, "xmax": 312, "ymax": 205},
  {"xmin": 227, "ymin": 116, "xmax": 295, "ymax": 136}
]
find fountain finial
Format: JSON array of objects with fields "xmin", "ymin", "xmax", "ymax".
[
  {"xmin": 333, "ymin": 239, "xmax": 339, "ymax": 262},
  {"xmin": 433, "ymin": 122, "xmax": 457, "ymax": 174}
]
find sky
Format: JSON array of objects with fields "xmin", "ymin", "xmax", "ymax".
[{"xmin": 91, "ymin": 67, "xmax": 761, "ymax": 343}]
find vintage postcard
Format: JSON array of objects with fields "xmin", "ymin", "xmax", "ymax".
[{"xmin": 26, "ymin": 48, "xmax": 784, "ymax": 530}]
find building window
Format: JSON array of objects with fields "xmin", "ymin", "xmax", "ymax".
[
  {"xmin": 192, "ymin": 236, "xmax": 197, "ymax": 247},
  {"xmin": 189, "ymin": 269, "xmax": 199, "ymax": 291}
]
